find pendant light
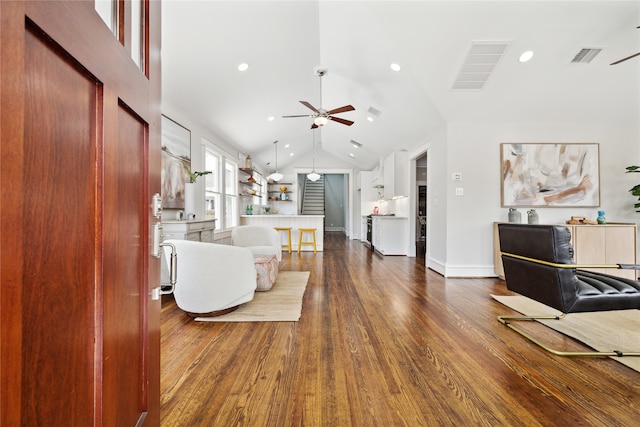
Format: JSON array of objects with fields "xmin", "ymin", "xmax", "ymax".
[
  {"xmin": 268, "ymin": 140, "xmax": 283, "ymax": 182},
  {"xmin": 307, "ymin": 129, "xmax": 321, "ymax": 182}
]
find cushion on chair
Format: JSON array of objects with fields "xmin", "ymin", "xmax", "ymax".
[{"xmin": 498, "ymin": 223, "xmax": 640, "ymax": 313}]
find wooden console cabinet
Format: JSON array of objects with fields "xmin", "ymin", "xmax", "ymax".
[
  {"xmin": 494, "ymin": 222, "xmax": 637, "ymax": 280},
  {"xmin": 162, "ymin": 219, "xmax": 216, "ymax": 243}
]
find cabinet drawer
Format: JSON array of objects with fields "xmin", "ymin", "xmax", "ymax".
[{"xmin": 186, "ymin": 221, "xmax": 209, "ymax": 232}]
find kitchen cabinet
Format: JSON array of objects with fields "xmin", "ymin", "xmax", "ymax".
[
  {"xmin": 372, "ymin": 217, "xmax": 408, "ymax": 255},
  {"xmin": 493, "ymin": 222, "xmax": 637, "ymax": 280},
  {"xmin": 383, "ymin": 150, "xmax": 408, "ymax": 198},
  {"xmin": 162, "ymin": 219, "xmax": 216, "ymax": 243}
]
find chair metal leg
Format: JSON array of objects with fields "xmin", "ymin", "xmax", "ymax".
[{"xmin": 497, "ymin": 314, "xmax": 640, "ymax": 357}]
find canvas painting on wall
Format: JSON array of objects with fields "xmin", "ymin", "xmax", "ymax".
[
  {"xmin": 161, "ymin": 115, "xmax": 191, "ymax": 208},
  {"xmin": 501, "ymin": 143, "xmax": 600, "ymax": 207}
]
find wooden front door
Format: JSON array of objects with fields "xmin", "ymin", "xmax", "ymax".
[{"xmin": 0, "ymin": 1, "xmax": 161, "ymax": 425}]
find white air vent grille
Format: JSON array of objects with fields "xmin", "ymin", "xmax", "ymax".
[
  {"xmin": 452, "ymin": 41, "xmax": 510, "ymax": 90},
  {"xmin": 570, "ymin": 48, "xmax": 603, "ymax": 64}
]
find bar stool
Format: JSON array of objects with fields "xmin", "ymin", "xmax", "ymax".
[
  {"xmin": 274, "ymin": 227, "xmax": 292, "ymax": 253},
  {"xmin": 298, "ymin": 228, "xmax": 317, "ymax": 254}
]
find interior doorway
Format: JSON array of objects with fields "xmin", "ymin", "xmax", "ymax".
[
  {"xmin": 416, "ymin": 154, "xmax": 428, "ymax": 258},
  {"xmin": 297, "ymin": 172, "xmax": 348, "ymax": 234}
]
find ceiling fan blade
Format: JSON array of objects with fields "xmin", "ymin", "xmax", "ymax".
[
  {"xmin": 328, "ymin": 116, "xmax": 354, "ymax": 126},
  {"xmin": 610, "ymin": 51, "xmax": 640, "ymax": 65},
  {"xmin": 310, "ymin": 123, "xmax": 319, "ymax": 129},
  {"xmin": 299, "ymin": 101, "xmax": 320, "ymax": 113},
  {"xmin": 327, "ymin": 105, "xmax": 355, "ymax": 115},
  {"xmin": 282, "ymin": 114, "xmax": 314, "ymax": 118}
]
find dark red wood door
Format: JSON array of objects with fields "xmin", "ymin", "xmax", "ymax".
[{"xmin": 0, "ymin": 1, "xmax": 161, "ymax": 425}]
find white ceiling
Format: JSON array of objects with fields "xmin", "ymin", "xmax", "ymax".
[{"xmin": 161, "ymin": 1, "xmax": 640, "ymax": 172}]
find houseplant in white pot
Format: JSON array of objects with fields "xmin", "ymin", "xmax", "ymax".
[{"xmin": 182, "ymin": 163, "xmax": 212, "ymax": 219}]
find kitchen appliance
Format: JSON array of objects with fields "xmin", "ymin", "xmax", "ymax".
[{"xmin": 366, "ymin": 215, "xmax": 373, "ymax": 251}]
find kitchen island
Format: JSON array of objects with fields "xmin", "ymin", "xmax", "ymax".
[{"xmin": 240, "ymin": 214, "xmax": 324, "ymax": 252}]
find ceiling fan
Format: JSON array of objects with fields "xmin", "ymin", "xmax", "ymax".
[
  {"xmin": 282, "ymin": 66, "xmax": 355, "ymax": 129},
  {"xmin": 610, "ymin": 26, "xmax": 640, "ymax": 65}
]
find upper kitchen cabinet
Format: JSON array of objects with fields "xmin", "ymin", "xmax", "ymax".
[{"xmin": 383, "ymin": 151, "xmax": 408, "ymax": 198}]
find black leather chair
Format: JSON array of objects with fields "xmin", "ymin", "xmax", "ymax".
[{"xmin": 497, "ymin": 223, "xmax": 640, "ymax": 357}]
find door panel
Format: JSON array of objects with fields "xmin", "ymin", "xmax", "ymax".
[
  {"xmin": 21, "ymin": 22, "xmax": 99, "ymax": 427},
  {"xmin": 1, "ymin": 1, "xmax": 161, "ymax": 425},
  {"xmin": 103, "ymin": 103, "xmax": 148, "ymax": 425}
]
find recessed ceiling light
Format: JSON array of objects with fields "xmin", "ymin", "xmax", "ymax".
[
  {"xmin": 367, "ymin": 116, "xmax": 374, "ymax": 122},
  {"xmin": 289, "ymin": 152, "xmax": 294, "ymax": 157},
  {"xmin": 519, "ymin": 51, "xmax": 534, "ymax": 63},
  {"xmin": 390, "ymin": 63, "xmax": 402, "ymax": 71},
  {"xmin": 238, "ymin": 63, "xmax": 249, "ymax": 71},
  {"xmin": 349, "ymin": 153, "xmax": 355, "ymax": 158},
  {"xmin": 284, "ymin": 144, "xmax": 290, "ymax": 148},
  {"xmin": 267, "ymin": 115, "xmax": 275, "ymax": 122},
  {"xmin": 350, "ymin": 139, "xmax": 362, "ymax": 149}
]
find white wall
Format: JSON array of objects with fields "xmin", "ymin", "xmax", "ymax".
[{"xmin": 441, "ymin": 120, "xmax": 640, "ymax": 277}]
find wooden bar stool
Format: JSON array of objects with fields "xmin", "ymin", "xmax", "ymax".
[
  {"xmin": 297, "ymin": 228, "xmax": 317, "ymax": 254},
  {"xmin": 274, "ymin": 227, "xmax": 292, "ymax": 253}
]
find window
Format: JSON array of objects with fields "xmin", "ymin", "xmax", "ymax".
[
  {"xmin": 203, "ymin": 139, "xmax": 239, "ymax": 230},
  {"xmin": 224, "ymin": 160, "xmax": 238, "ymax": 228},
  {"xmin": 204, "ymin": 149, "xmax": 220, "ymax": 222}
]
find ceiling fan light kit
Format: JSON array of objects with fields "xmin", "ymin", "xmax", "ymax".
[{"xmin": 282, "ymin": 66, "xmax": 356, "ymax": 129}]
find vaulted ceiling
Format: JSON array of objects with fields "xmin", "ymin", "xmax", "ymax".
[{"xmin": 161, "ymin": 1, "xmax": 640, "ymax": 172}]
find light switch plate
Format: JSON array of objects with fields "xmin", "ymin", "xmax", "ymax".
[{"xmin": 455, "ymin": 187, "xmax": 464, "ymax": 196}]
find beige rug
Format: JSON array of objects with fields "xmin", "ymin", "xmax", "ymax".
[
  {"xmin": 492, "ymin": 295, "xmax": 640, "ymax": 372},
  {"xmin": 195, "ymin": 271, "xmax": 310, "ymax": 322}
]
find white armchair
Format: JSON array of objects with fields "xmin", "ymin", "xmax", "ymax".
[
  {"xmin": 162, "ymin": 239, "xmax": 257, "ymax": 316},
  {"xmin": 231, "ymin": 225, "xmax": 282, "ymax": 262}
]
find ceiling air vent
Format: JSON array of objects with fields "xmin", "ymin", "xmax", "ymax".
[
  {"xmin": 452, "ymin": 41, "xmax": 510, "ymax": 91},
  {"xmin": 570, "ymin": 48, "xmax": 603, "ymax": 64}
]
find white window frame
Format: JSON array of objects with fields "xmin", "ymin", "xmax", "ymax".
[
  {"xmin": 204, "ymin": 147, "xmax": 221, "ymax": 223},
  {"xmin": 202, "ymin": 139, "xmax": 239, "ymax": 231},
  {"xmin": 224, "ymin": 159, "xmax": 238, "ymax": 229}
]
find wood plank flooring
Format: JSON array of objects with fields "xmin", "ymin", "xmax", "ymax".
[{"xmin": 161, "ymin": 232, "xmax": 640, "ymax": 426}]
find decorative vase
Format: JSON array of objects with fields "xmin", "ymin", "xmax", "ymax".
[
  {"xmin": 597, "ymin": 210, "xmax": 606, "ymax": 224},
  {"xmin": 527, "ymin": 209, "xmax": 539, "ymax": 224},
  {"xmin": 184, "ymin": 182, "xmax": 196, "ymax": 219},
  {"xmin": 508, "ymin": 208, "xmax": 521, "ymax": 223},
  {"xmin": 245, "ymin": 155, "xmax": 252, "ymax": 170}
]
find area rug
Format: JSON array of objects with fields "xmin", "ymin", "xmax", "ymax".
[
  {"xmin": 195, "ymin": 271, "xmax": 310, "ymax": 322},
  {"xmin": 492, "ymin": 295, "xmax": 640, "ymax": 372}
]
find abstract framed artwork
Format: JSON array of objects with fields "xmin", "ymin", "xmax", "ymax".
[
  {"xmin": 161, "ymin": 115, "xmax": 191, "ymax": 208},
  {"xmin": 501, "ymin": 143, "xmax": 600, "ymax": 207}
]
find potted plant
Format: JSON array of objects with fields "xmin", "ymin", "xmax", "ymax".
[
  {"xmin": 182, "ymin": 162, "xmax": 212, "ymax": 183},
  {"xmin": 626, "ymin": 165, "xmax": 640, "ymax": 212},
  {"xmin": 182, "ymin": 163, "xmax": 212, "ymax": 217}
]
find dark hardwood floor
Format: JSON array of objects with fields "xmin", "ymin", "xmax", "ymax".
[{"xmin": 161, "ymin": 232, "xmax": 640, "ymax": 426}]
